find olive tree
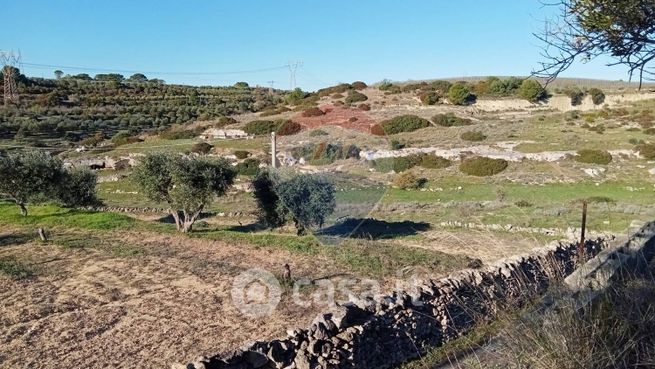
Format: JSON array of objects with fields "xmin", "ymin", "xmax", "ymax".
[
  {"xmin": 0, "ymin": 150, "xmax": 99, "ymax": 216},
  {"xmin": 253, "ymin": 171, "xmax": 335, "ymax": 235},
  {"xmin": 132, "ymin": 154, "xmax": 236, "ymax": 232}
]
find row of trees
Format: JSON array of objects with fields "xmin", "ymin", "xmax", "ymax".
[
  {"xmin": 0, "ymin": 150, "xmax": 336, "ymax": 235},
  {"xmin": 131, "ymin": 154, "xmax": 336, "ymax": 234}
]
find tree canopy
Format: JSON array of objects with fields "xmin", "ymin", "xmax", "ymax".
[
  {"xmin": 536, "ymin": 0, "xmax": 655, "ymax": 88},
  {"xmin": 131, "ymin": 154, "xmax": 236, "ymax": 232},
  {"xmin": 0, "ymin": 150, "xmax": 99, "ymax": 215}
]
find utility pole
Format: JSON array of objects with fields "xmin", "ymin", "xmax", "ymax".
[
  {"xmin": 1, "ymin": 50, "xmax": 21, "ymax": 106},
  {"xmin": 577, "ymin": 201, "xmax": 588, "ymax": 262},
  {"xmin": 287, "ymin": 60, "xmax": 302, "ymax": 90},
  {"xmin": 270, "ymin": 132, "xmax": 277, "ymax": 169}
]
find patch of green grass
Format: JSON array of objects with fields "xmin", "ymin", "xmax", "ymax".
[
  {"xmin": 191, "ymin": 229, "xmax": 321, "ymax": 255},
  {"xmin": 0, "ymin": 256, "xmax": 35, "ymax": 279},
  {"xmin": 327, "ymin": 240, "xmax": 470, "ymax": 277}
]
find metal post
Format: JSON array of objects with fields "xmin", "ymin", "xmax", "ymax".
[
  {"xmin": 578, "ymin": 201, "xmax": 588, "ymax": 261},
  {"xmin": 271, "ymin": 132, "xmax": 277, "ymax": 169}
]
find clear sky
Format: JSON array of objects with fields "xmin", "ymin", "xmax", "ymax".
[{"xmin": 1, "ymin": 0, "xmax": 630, "ymax": 91}]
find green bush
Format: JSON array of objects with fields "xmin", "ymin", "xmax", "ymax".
[
  {"xmin": 215, "ymin": 116, "xmax": 237, "ymax": 127},
  {"xmin": 301, "ymin": 107, "xmax": 324, "ymax": 117},
  {"xmin": 459, "ymin": 156, "xmax": 508, "ymax": 176},
  {"xmin": 390, "ymin": 139, "xmax": 407, "ymax": 150},
  {"xmin": 432, "ymin": 113, "xmax": 473, "ymax": 127},
  {"xmin": 430, "ymin": 80, "xmax": 452, "ymax": 94},
  {"xmin": 244, "ymin": 120, "xmax": 277, "ymax": 135},
  {"xmin": 447, "ymin": 83, "xmax": 473, "ymax": 105},
  {"xmin": 111, "ymin": 131, "xmax": 141, "ymax": 147},
  {"xmin": 392, "ymin": 171, "xmax": 427, "ymax": 189},
  {"xmin": 518, "ymin": 79, "xmax": 547, "ymax": 102},
  {"xmin": 637, "ymin": 144, "xmax": 655, "ymax": 159},
  {"xmin": 460, "ymin": 130, "xmax": 487, "ymax": 142},
  {"xmin": 233, "ymin": 150, "xmax": 250, "ymax": 159},
  {"xmin": 276, "ymin": 120, "xmax": 303, "ymax": 136},
  {"xmin": 159, "ymin": 125, "xmax": 195, "ymax": 140},
  {"xmin": 574, "ymin": 149, "xmax": 612, "ymax": 165},
  {"xmin": 345, "ymin": 90, "xmax": 368, "ymax": 104},
  {"xmin": 589, "ymin": 88, "xmax": 606, "ymax": 105},
  {"xmin": 190, "ymin": 142, "xmax": 213, "ymax": 154},
  {"xmin": 235, "ymin": 158, "xmax": 261, "ymax": 176},
  {"xmin": 419, "ymin": 91, "xmax": 441, "ymax": 105},
  {"xmin": 378, "ymin": 115, "xmax": 431, "ymax": 135},
  {"xmin": 259, "ymin": 106, "xmax": 290, "ymax": 117},
  {"xmin": 351, "ymin": 81, "xmax": 367, "ymax": 90},
  {"xmin": 566, "ymin": 87, "xmax": 585, "ymax": 106},
  {"xmin": 419, "ymin": 153, "xmax": 451, "ymax": 169},
  {"xmin": 276, "ymin": 174, "xmax": 336, "ymax": 234}
]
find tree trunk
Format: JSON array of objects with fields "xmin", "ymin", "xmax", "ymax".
[
  {"xmin": 180, "ymin": 206, "xmax": 203, "ymax": 233},
  {"xmin": 170, "ymin": 209, "xmax": 183, "ymax": 231},
  {"xmin": 19, "ymin": 203, "xmax": 27, "ymax": 217}
]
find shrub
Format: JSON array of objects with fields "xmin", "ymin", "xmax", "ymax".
[
  {"xmin": 637, "ymin": 143, "xmax": 655, "ymax": 159},
  {"xmin": 419, "ymin": 91, "xmax": 441, "ymax": 105},
  {"xmin": 215, "ymin": 116, "xmax": 238, "ymax": 127},
  {"xmin": 378, "ymin": 115, "xmax": 431, "ymax": 135},
  {"xmin": 574, "ymin": 149, "xmax": 612, "ymax": 164},
  {"xmin": 370, "ymin": 124, "xmax": 386, "ymax": 136},
  {"xmin": 515, "ymin": 200, "xmax": 533, "ymax": 208},
  {"xmin": 79, "ymin": 132, "xmax": 105, "ymax": 147},
  {"xmin": 461, "ymin": 130, "xmax": 487, "ymax": 142},
  {"xmin": 459, "ymin": 156, "xmax": 508, "ymax": 176},
  {"xmin": 589, "ymin": 88, "xmax": 605, "ymax": 105},
  {"xmin": 351, "ymin": 81, "xmax": 367, "ymax": 90},
  {"xmin": 252, "ymin": 170, "xmax": 287, "ymax": 227},
  {"xmin": 389, "ymin": 139, "xmax": 407, "ymax": 150},
  {"xmin": 244, "ymin": 120, "xmax": 277, "ymax": 135},
  {"xmin": 309, "ymin": 129, "xmax": 329, "ymax": 137},
  {"xmin": 644, "ymin": 128, "xmax": 655, "ymax": 135},
  {"xmin": 447, "ymin": 83, "xmax": 473, "ymax": 105},
  {"xmin": 345, "ymin": 90, "xmax": 368, "ymax": 104},
  {"xmin": 431, "ymin": 80, "xmax": 452, "ymax": 94},
  {"xmin": 235, "ymin": 158, "xmax": 261, "ymax": 176},
  {"xmin": 111, "ymin": 131, "xmax": 142, "ymax": 147},
  {"xmin": 432, "ymin": 113, "xmax": 473, "ymax": 127},
  {"xmin": 276, "ymin": 174, "xmax": 336, "ymax": 234},
  {"xmin": 419, "ymin": 154, "xmax": 451, "ymax": 169},
  {"xmin": 518, "ymin": 79, "xmax": 547, "ymax": 102},
  {"xmin": 233, "ymin": 150, "xmax": 250, "ymax": 159},
  {"xmin": 629, "ymin": 138, "xmax": 645, "ymax": 145},
  {"xmin": 160, "ymin": 125, "xmax": 195, "ymax": 140},
  {"xmin": 331, "ymin": 93, "xmax": 344, "ymax": 99},
  {"xmin": 392, "ymin": 171, "xmax": 426, "ymax": 189},
  {"xmin": 358, "ymin": 103, "xmax": 371, "ymax": 111},
  {"xmin": 566, "ymin": 87, "xmax": 585, "ymax": 106},
  {"xmin": 191, "ymin": 142, "xmax": 213, "ymax": 154},
  {"xmin": 276, "ymin": 120, "xmax": 303, "ymax": 136},
  {"xmin": 286, "ymin": 88, "xmax": 310, "ymax": 105},
  {"xmin": 301, "ymin": 107, "xmax": 325, "ymax": 117}
]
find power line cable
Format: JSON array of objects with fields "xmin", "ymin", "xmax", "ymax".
[{"xmin": 20, "ymin": 62, "xmax": 289, "ymax": 76}]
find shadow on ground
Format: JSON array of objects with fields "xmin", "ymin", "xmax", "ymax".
[
  {"xmin": 316, "ymin": 218, "xmax": 431, "ymax": 240},
  {"xmin": 0, "ymin": 232, "xmax": 35, "ymax": 247}
]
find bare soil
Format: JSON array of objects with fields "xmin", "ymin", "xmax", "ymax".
[{"xmin": 0, "ymin": 228, "xmax": 339, "ymax": 369}]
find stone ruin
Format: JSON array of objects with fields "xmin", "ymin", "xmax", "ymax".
[{"xmin": 175, "ymin": 238, "xmax": 607, "ymax": 369}]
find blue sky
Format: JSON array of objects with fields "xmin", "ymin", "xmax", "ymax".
[{"xmin": 1, "ymin": 0, "xmax": 630, "ymax": 91}]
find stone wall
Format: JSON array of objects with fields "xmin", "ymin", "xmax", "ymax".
[{"xmin": 175, "ymin": 238, "xmax": 607, "ymax": 369}]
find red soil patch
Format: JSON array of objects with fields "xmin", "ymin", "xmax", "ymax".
[{"xmin": 293, "ymin": 104, "xmax": 377, "ymax": 133}]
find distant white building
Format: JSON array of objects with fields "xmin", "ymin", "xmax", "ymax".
[{"xmin": 199, "ymin": 128, "xmax": 252, "ymax": 140}]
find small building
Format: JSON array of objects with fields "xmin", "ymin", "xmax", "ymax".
[{"xmin": 199, "ymin": 128, "xmax": 252, "ymax": 140}]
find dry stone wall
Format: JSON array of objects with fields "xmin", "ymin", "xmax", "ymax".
[{"xmin": 175, "ymin": 238, "xmax": 606, "ymax": 369}]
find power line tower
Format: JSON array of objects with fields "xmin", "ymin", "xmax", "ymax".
[
  {"xmin": 267, "ymin": 80, "xmax": 275, "ymax": 94},
  {"xmin": 0, "ymin": 50, "xmax": 21, "ymax": 106},
  {"xmin": 287, "ymin": 60, "xmax": 302, "ymax": 90}
]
